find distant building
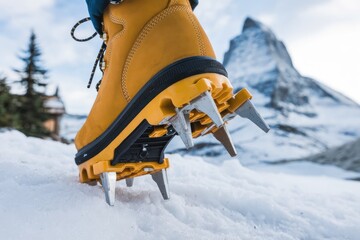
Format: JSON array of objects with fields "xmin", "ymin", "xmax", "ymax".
[{"xmin": 43, "ymin": 87, "xmax": 66, "ymax": 136}]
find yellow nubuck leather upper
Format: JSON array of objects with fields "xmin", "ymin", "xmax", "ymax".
[{"xmin": 75, "ymin": 0, "xmax": 216, "ymax": 150}]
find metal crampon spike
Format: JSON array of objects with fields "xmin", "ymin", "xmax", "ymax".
[
  {"xmin": 126, "ymin": 178, "xmax": 134, "ymax": 187},
  {"xmin": 213, "ymin": 125, "xmax": 237, "ymax": 157},
  {"xmin": 200, "ymin": 123, "xmax": 216, "ymax": 136},
  {"xmin": 202, "ymin": 112, "xmax": 237, "ymax": 136},
  {"xmin": 235, "ymin": 100, "xmax": 270, "ymax": 133},
  {"xmin": 100, "ymin": 172, "xmax": 117, "ymax": 206},
  {"xmin": 191, "ymin": 91, "xmax": 224, "ymax": 127},
  {"xmin": 169, "ymin": 109, "xmax": 194, "ymax": 149},
  {"xmin": 151, "ymin": 169, "xmax": 170, "ymax": 200}
]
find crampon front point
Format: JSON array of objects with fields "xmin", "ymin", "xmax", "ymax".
[{"xmin": 73, "ymin": 0, "xmax": 269, "ymax": 206}]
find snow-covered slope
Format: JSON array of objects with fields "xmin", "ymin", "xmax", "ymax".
[
  {"xmin": 224, "ymin": 18, "xmax": 358, "ymax": 112},
  {"xmin": 177, "ymin": 17, "xmax": 360, "ymax": 164},
  {"xmin": 60, "ymin": 114, "xmax": 86, "ymax": 141},
  {"xmin": 1, "ymin": 130, "xmax": 360, "ymax": 240},
  {"xmin": 298, "ymin": 137, "xmax": 360, "ymax": 173}
]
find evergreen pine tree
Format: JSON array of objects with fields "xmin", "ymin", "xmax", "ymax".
[
  {"xmin": 0, "ymin": 76, "xmax": 21, "ymax": 128},
  {"xmin": 13, "ymin": 31, "xmax": 50, "ymax": 137},
  {"xmin": 0, "ymin": 76, "xmax": 12, "ymax": 127}
]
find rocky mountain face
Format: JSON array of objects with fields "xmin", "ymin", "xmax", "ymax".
[
  {"xmin": 224, "ymin": 18, "xmax": 357, "ymax": 117},
  {"xmin": 299, "ymin": 137, "xmax": 360, "ymax": 173},
  {"xmin": 169, "ymin": 17, "xmax": 360, "ymax": 165}
]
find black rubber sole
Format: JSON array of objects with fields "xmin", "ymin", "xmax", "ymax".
[{"xmin": 75, "ymin": 56, "xmax": 227, "ymax": 165}]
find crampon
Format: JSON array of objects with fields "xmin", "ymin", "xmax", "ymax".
[{"xmin": 71, "ymin": 0, "xmax": 269, "ymax": 206}]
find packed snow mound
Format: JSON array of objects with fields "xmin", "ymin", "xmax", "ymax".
[{"xmin": 1, "ymin": 130, "xmax": 360, "ymax": 240}]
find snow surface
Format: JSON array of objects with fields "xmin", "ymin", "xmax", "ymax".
[{"xmin": 1, "ymin": 130, "xmax": 360, "ymax": 240}]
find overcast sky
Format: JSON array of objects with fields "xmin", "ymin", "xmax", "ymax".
[{"xmin": 0, "ymin": 0, "xmax": 359, "ymax": 114}]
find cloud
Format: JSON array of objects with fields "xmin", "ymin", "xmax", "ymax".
[
  {"xmin": 256, "ymin": 14, "xmax": 276, "ymax": 26},
  {"xmin": 195, "ymin": 0, "xmax": 245, "ymax": 59},
  {"xmin": 283, "ymin": 0, "xmax": 360, "ymax": 103},
  {"xmin": 306, "ymin": 0, "xmax": 360, "ymax": 18},
  {"xmin": 0, "ymin": 0, "xmax": 55, "ymax": 18},
  {"xmin": 290, "ymin": 20, "xmax": 360, "ymax": 103}
]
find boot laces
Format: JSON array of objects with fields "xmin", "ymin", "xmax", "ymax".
[{"xmin": 70, "ymin": 17, "xmax": 106, "ymax": 91}]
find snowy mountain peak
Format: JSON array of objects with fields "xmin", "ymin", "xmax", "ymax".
[
  {"xmin": 224, "ymin": 17, "xmax": 293, "ymax": 71},
  {"xmin": 175, "ymin": 17, "xmax": 360, "ymax": 161},
  {"xmin": 223, "ymin": 17, "xmax": 358, "ymax": 115},
  {"xmin": 242, "ymin": 17, "xmax": 272, "ymax": 35}
]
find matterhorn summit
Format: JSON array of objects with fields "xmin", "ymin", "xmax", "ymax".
[
  {"xmin": 224, "ymin": 17, "xmax": 357, "ymax": 116},
  {"xmin": 173, "ymin": 17, "xmax": 360, "ymax": 164}
]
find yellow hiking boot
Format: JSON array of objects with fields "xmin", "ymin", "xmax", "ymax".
[{"xmin": 73, "ymin": 0, "xmax": 269, "ymax": 205}]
